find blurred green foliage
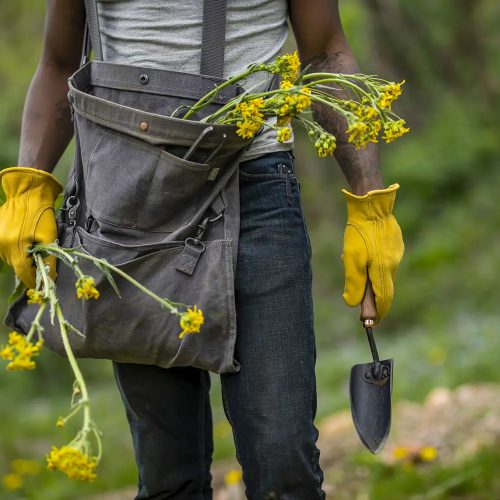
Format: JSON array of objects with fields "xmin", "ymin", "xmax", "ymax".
[{"xmin": 0, "ymin": 0, "xmax": 499, "ymax": 498}]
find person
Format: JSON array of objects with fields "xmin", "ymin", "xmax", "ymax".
[{"xmin": 0, "ymin": 0, "xmax": 404, "ymax": 498}]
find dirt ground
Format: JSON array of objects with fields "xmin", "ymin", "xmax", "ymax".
[{"xmin": 85, "ymin": 383, "xmax": 500, "ymax": 500}]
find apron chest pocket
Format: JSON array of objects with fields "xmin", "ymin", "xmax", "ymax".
[{"xmin": 84, "ymin": 126, "xmax": 212, "ymax": 233}]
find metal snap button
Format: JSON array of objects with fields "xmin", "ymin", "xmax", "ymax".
[
  {"xmin": 139, "ymin": 74, "xmax": 149, "ymax": 85},
  {"xmin": 139, "ymin": 121, "xmax": 149, "ymax": 131}
]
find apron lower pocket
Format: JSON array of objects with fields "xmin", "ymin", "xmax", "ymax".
[{"xmin": 4, "ymin": 227, "xmax": 240, "ymax": 374}]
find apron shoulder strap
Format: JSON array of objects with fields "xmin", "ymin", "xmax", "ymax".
[
  {"xmin": 82, "ymin": 0, "xmax": 103, "ymax": 62},
  {"xmin": 199, "ymin": 0, "xmax": 227, "ymax": 78},
  {"xmin": 81, "ymin": 0, "xmax": 227, "ymax": 79}
]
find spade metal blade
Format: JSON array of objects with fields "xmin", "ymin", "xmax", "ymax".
[{"xmin": 349, "ymin": 357, "xmax": 393, "ymax": 454}]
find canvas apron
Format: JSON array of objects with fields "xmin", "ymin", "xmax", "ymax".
[{"xmin": 5, "ymin": 0, "xmax": 257, "ymax": 374}]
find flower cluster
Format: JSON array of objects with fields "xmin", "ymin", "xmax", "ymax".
[
  {"xmin": 234, "ymin": 98, "xmax": 266, "ymax": 139},
  {"xmin": 76, "ymin": 275, "xmax": 100, "ymax": 300},
  {"xmin": 264, "ymin": 50, "xmax": 301, "ymax": 82},
  {"xmin": 179, "ymin": 305, "xmax": 205, "ymax": 339},
  {"xmin": 26, "ymin": 288, "xmax": 46, "ymax": 305},
  {"xmin": 343, "ymin": 97, "xmax": 408, "ymax": 148},
  {"xmin": 47, "ymin": 446, "xmax": 97, "ymax": 482},
  {"xmin": 0, "ymin": 331, "xmax": 43, "ymax": 371},
  {"xmin": 378, "ymin": 80, "xmax": 405, "ymax": 109},
  {"xmin": 382, "ymin": 119, "xmax": 411, "ymax": 144},
  {"xmin": 314, "ymin": 132, "xmax": 337, "ymax": 157}
]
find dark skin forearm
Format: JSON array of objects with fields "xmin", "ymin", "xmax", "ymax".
[
  {"xmin": 289, "ymin": 0, "xmax": 384, "ymax": 195},
  {"xmin": 303, "ymin": 51, "xmax": 383, "ymax": 195},
  {"xmin": 18, "ymin": 0, "xmax": 85, "ymax": 173},
  {"xmin": 19, "ymin": 63, "xmax": 77, "ymax": 172}
]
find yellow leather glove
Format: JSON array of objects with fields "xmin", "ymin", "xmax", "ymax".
[
  {"xmin": 0, "ymin": 167, "xmax": 63, "ymax": 289},
  {"xmin": 342, "ymin": 183, "xmax": 404, "ymax": 324}
]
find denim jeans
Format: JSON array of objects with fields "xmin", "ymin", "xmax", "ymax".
[{"xmin": 112, "ymin": 150, "xmax": 325, "ymax": 499}]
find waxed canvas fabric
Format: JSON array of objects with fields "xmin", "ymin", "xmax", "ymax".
[{"xmin": 4, "ymin": 60, "xmax": 252, "ymax": 374}]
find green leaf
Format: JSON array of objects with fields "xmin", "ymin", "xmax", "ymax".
[
  {"xmin": 35, "ymin": 245, "xmax": 76, "ymax": 268},
  {"xmin": 294, "ymin": 63, "xmax": 312, "ymax": 85},
  {"xmin": 66, "ymin": 321, "xmax": 85, "ymax": 338},
  {"xmin": 94, "ymin": 259, "xmax": 121, "ymax": 298},
  {"xmin": 54, "ymin": 192, "xmax": 65, "ymax": 212},
  {"xmin": 7, "ymin": 279, "xmax": 27, "ymax": 305}
]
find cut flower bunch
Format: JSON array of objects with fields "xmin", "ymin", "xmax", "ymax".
[
  {"xmin": 0, "ymin": 247, "xmax": 205, "ymax": 482},
  {"xmin": 182, "ymin": 51, "xmax": 409, "ymax": 155}
]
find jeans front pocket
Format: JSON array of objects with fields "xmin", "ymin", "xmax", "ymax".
[
  {"xmin": 239, "ymin": 151, "xmax": 299, "ymax": 210},
  {"xmin": 84, "ymin": 126, "xmax": 212, "ymax": 233}
]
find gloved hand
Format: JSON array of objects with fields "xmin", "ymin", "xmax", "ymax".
[
  {"xmin": 341, "ymin": 183, "xmax": 404, "ymax": 324},
  {"xmin": 0, "ymin": 167, "xmax": 63, "ymax": 289}
]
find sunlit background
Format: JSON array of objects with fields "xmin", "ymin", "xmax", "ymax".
[{"xmin": 1, "ymin": 0, "xmax": 499, "ymax": 498}]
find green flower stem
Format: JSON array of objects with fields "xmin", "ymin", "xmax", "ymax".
[
  {"xmin": 34, "ymin": 245, "xmax": 179, "ymax": 315},
  {"xmin": 61, "ymin": 402, "xmax": 84, "ymax": 424},
  {"xmin": 25, "ymin": 301, "xmax": 47, "ymax": 343},
  {"xmin": 201, "ymin": 86, "xmax": 293, "ymax": 123},
  {"xmin": 310, "ymin": 80, "xmax": 371, "ymax": 101},
  {"xmin": 35, "ymin": 253, "xmax": 57, "ymax": 324},
  {"xmin": 183, "ymin": 68, "xmax": 255, "ymax": 120},
  {"xmin": 34, "ymin": 253, "xmax": 94, "ymax": 446},
  {"xmin": 92, "ymin": 425, "xmax": 103, "ymax": 462},
  {"xmin": 54, "ymin": 303, "xmax": 95, "ymax": 447},
  {"xmin": 307, "ymin": 93, "xmax": 351, "ymax": 117}
]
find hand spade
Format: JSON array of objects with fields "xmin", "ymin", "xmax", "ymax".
[{"xmin": 349, "ymin": 280, "xmax": 393, "ymax": 454}]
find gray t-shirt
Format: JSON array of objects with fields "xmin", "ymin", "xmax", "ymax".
[{"xmin": 96, "ymin": 0, "xmax": 294, "ymax": 160}]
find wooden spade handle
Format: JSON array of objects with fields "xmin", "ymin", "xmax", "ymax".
[{"xmin": 360, "ymin": 278, "xmax": 377, "ymax": 326}]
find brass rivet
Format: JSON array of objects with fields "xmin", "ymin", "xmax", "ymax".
[{"xmin": 139, "ymin": 121, "xmax": 149, "ymax": 131}]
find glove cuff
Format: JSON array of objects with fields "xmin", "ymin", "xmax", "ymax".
[
  {"xmin": 1, "ymin": 166, "xmax": 63, "ymax": 201},
  {"xmin": 342, "ymin": 183, "xmax": 400, "ymax": 221}
]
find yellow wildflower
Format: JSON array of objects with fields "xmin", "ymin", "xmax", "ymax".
[
  {"xmin": 277, "ymin": 127, "xmax": 291, "ymax": 143},
  {"xmin": 347, "ymin": 121, "xmax": 370, "ymax": 149},
  {"xmin": 6, "ymin": 332, "xmax": 26, "ymax": 349},
  {"xmin": 2, "ymin": 473, "xmax": 23, "ymax": 491},
  {"xmin": 355, "ymin": 105, "xmax": 379, "ymax": 121},
  {"xmin": 224, "ymin": 468, "xmax": 243, "ymax": 486},
  {"xmin": 27, "ymin": 289, "xmax": 46, "ymax": 305},
  {"xmin": 1, "ymin": 333, "xmax": 43, "ymax": 371},
  {"xmin": 393, "ymin": 446, "xmax": 409, "ymax": 460},
  {"xmin": 278, "ymin": 104, "xmax": 290, "ymax": 117},
  {"xmin": 295, "ymin": 94, "xmax": 312, "ymax": 113},
  {"xmin": 280, "ymin": 80, "xmax": 294, "ymax": 90},
  {"xmin": 47, "ymin": 446, "xmax": 97, "ymax": 482},
  {"xmin": 0, "ymin": 345, "xmax": 15, "ymax": 361},
  {"xmin": 419, "ymin": 446, "xmax": 438, "ymax": 462},
  {"xmin": 10, "ymin": 459, "xmax": 40, "ymax": 476},
  {"xmin": 56, "ymin": 417, "xmax": 66, "ymax": 429},
  {"xmin": 237, "ymin": 100, "xmax": 263, "ymax": 121},
  {"xmin": 76, "ymin": 276, "xmax": 100, "ymax": 300},
  {"xmin": 179, "ymin": 305, "xmax": 205, "ymax": 339},
  {"xmin": 236, "ymin": 120, "xmax": 259, "ymax": 139},
  {"xmin": 7, "ymin": 356, "xmax": 36, "ymax": 371},
  {"xmin": 378, "ymin": 80, "xmax": 405, "ymax": 109},
  {"xmin": 274, "ymin": 50, "xmax": 301, "ymax": 82},
  {"xmin": 277, "ymin": 115, "xmax": 291, "ymax": 127},
  {"xmin": 237, "ymin": 102, "xmax": 252, "ymax": 119},
  {"xmin": 382, "ymin": 119, "xmax": 410, "ymax": 144},
  {"xmin": 249, "ymin": 97, "xmax": 265, "ymax": 109}
]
